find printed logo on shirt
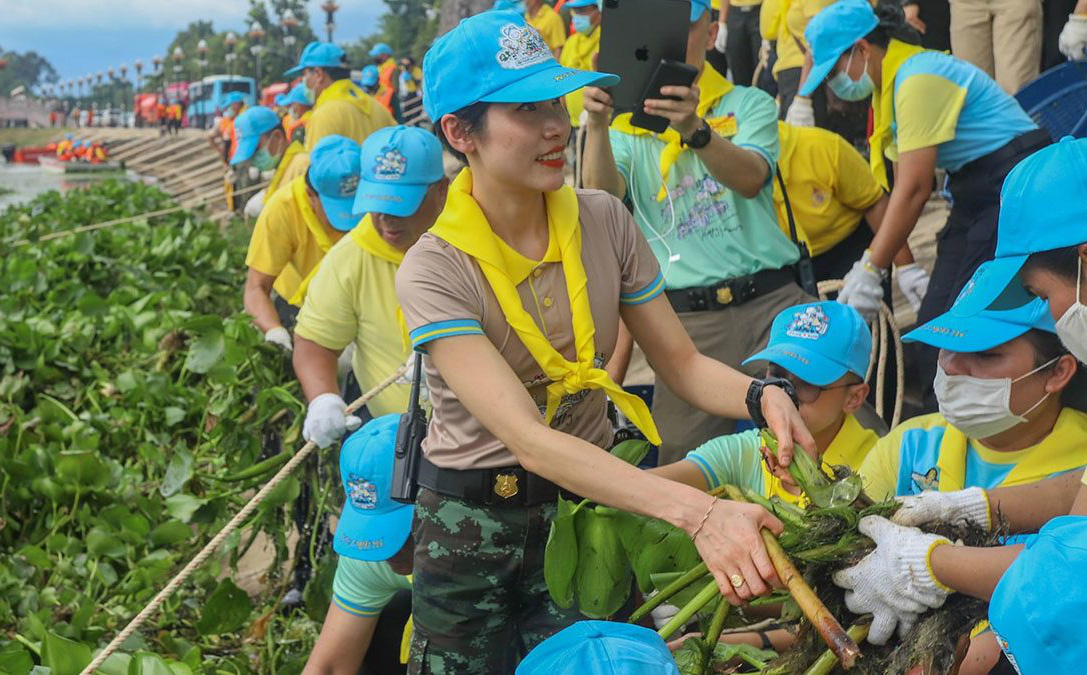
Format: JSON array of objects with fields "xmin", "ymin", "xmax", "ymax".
[
  {"xmin": 347, "ymin": 475, "xmax": 378, "ymax": 510},
  {"xmin": 707, "ymin": 113, "xmax": 738, "ymax": 138},
  {"xmin": 659, "ymin": 174, "xmax": 735, "ymax": 241},
  {"xmin": 495, "ymin": 23, "xmax": 552, "ymax": 70},
  {"xmin": 911, "ymin": 467, "xmax": 939, "ymax": 493},
  {"xmin": 786, "ymin": 305, "xmax": 830, "ymax": 340},
  {"xmin": 373, "ymin": 146, "xmax": 408, "ymax": 181},
  {"xmin": 991, "ymin": 631, "xmax": 1023, "ymax": 674}
]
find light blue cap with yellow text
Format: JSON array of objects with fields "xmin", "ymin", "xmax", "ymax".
[
  {"xmin": 353, "ymin": 125, "xmax": 445, "ymax": 217},
  {"xmin": 799, "ymin": 0, "xmax": 878, "ymax": 97},
  {"xmin": 230, "ymin": 106, "xmax": 282, "ymax": 165},
  {"xmin": 308, "ymin": 134, "xmax": 363, "ymax": 232}
]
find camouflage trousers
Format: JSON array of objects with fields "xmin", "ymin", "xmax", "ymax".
[{"xmin": 407, "ymin": 488, "xmax": 581, "ymax": 674}]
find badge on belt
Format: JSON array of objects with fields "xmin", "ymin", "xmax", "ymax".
[{"xmin": 494, "ymin": 473, "xmax": 519, "ymax": 499}]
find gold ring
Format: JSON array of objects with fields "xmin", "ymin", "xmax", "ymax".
[{"xmin": 730, "ymin": 574, "xmax": 745, "ymax": 588}]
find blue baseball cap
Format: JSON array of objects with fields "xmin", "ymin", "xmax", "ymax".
[
  {"xmin": 422, "ymin": 10, "xmax": 619, "ymax": 121},
  {"xmin": 369, "ymin": 42, "xmax": 393, "ymax": 58},
  {"xmin": 220, "ymin": 91, "xmax": 247, "ymax": 108},
  {"xmin": 799, "ymin": 0, "xmax": 879, "ymax": 97},
  {"xmin": 334, "ymin": 415, "xmax": 414, "ymax": 562},
  {"xmin": 689, "ymin": 0, "xmax": 711, "ymax": 22},
  {"xmin": 989, "ymin": 515, "xmax": 1087, "ymax": 674},
  {"xmin": 359, "ymin": 64, "xmax": 380, "ymax": 88},
  {"xmin": 492, "ymin": 0, "xmax": 524, "ymax": 10},
  {"xmin": 354, "ymin": 126, "xmax": 445, "ymax": 217},
  {"xmin": 743, "ymin": 301, "xmax": 872, "ymax": 387},
  {"xmin": 308, "ymin": 135, "xmax": 363, "ymax": 232},
  {"xmin": 904, "ymin": 291, "xmax": 1055, "ymax": 352},
  {"xmin": 277, "ymin": 83, "xmax": 312, "ymax": 108},
  {"xmin": 230, "ymin": 106, "xmax": 283, "ymax": 166},
  {"xmin": 565, "ymin": 0, "xmax": 600, "ymax": 8},
  {"xmin": 516, "ymin": 621, "xmax": 680, "ymax": 675},
  {"xmin": 285, "ymin": 41, "xmax": 346, "ymax": 76},
  {"xmin": 950, "ymin": 137, "xmax": 1087, "ymax": 316}
]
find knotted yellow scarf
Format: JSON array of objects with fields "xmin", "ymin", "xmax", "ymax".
[
  {"xmin": 286, "ymin": 176, "xmax": 342, "ymax": 305},
  {"xmin": 267, "ymin": 139, "xmax": 305, "ymax": 195},
  {"xmin": 870, "ymin": 39, "xmax": 927, "ymax": 190},
  {"xmin": 430, "ymin": 169, "xmax": 661, "ymax": 445},
  {"xmin": 314, "ymin": 79, "xmax": 374, "ymax": 117},
  {"xmin": 610, "ymin": 63, "xmax": 734, "ymax": 201}
]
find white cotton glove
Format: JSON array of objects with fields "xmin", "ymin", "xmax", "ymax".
[
  {"xmin": 303, "ymin": 393, "xmax": 363, "ymax": 448},
  {"xmin": 1059, "ymin": 14, "xmax": 1087, "ymax": 61},
  {"xmin": 832, "ymin": 516, "xmax": 953, "ymax": 645},
  {"xmin": 784, "ymin": 96, "xmax": 815, "ymax": 127},
  {"xmin": 837, "ymin": 250, "xmax": 885, "ymax": 321},
  {"xmin": 894, "ymin": 263, "xmax": 930, "ymax": 313},
  {"xmin": 759, "ymin": 39, "xmax": 772, "ymax": 68},
  {"xmin": 890, "ymin": 486, "xmax": 992, "ymax": 530},
  {"xmin": 264, "ymin": 326, "xmax": 293, "ymax": 352},
  {"xmin": 337, "ymin": 342, "xmax": 355, "ymax": 378},
  {"xmin": 244, "ymin": 189, "xmax": 266, "ymax": 218},
  {"xmin": 714, "ymin": 23, "xmax": 729, "ymax": 53}
]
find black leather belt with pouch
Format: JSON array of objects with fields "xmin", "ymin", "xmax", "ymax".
[
  {"xmin": 417, "ymin": 455, "xmax": 579, "ymax": 508},
  {"xmin": 665, "ymin": 266, "xmax": 796, "ymax": 313}
]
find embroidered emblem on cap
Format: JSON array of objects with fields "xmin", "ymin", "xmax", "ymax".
[
  {"xmin": 373, "ymin": 146, "xmax": 408, "ymax": 181},
  {"xmin": 339, "ymin": 174, "xmax": 360, "ymax": 197},
  {"xmin": 347, "ymin": 475, "xmax": 378, "ymax": 510},
  {"xmin": 786, "ymin": 306, "xmax": 830, "ymax": 340},
  {"xmin": 495, "ymin": 23, "xmax": 552, "ymax": 70}
]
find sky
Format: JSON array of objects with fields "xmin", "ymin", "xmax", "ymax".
[{"xmin": 0, "ymin": 0, "xmax": 385, "ymax": 85}]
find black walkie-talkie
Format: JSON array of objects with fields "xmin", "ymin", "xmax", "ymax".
[
  {"xmin": 390, "ymin": 353, "xmax": 426, "ymax": 504},
  {"xmin": 776, "ymin": 166, "xmax": 819, "ymax": 298}
]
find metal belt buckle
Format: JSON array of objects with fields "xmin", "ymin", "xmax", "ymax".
[
  {"xmin": 715, "ymin": 286, "xmax": 734, "ymax": 305},
  {"xmin": 494, "ymin": 473, "xmax": 519, "ymax": 499}
]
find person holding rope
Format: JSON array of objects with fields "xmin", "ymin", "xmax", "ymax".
[{"xmin": 398, "ymin": 11, "xmax": 815, "ymax": 672}]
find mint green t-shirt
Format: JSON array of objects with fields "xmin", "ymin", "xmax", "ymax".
[
  {"xmin": 683, "ymin": 428, "xmax": 768, "ymax": 494},
  {"xmin": 609, "ymin": 85, "xmax": 799, "ymax": 289},
  {"xmin": 331, "ymin": 556, "xmax": 412, "ymax": 618}
]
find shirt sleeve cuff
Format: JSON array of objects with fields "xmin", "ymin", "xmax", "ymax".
[
  {"xmin": 332, "ymin": 593, "xmax": 383, "ymax": 617},
  {"xmin": 737, "ymin": 143, "xmax": 776, "ymax": 187},
  {"xmin": 683, "ymin": 454, "xmax": 719, "ymax": 490},
  {"xmin": 409, "ymin": 319, "xmax": 484, "ymax": 352},
  {"xmin": 620, "ymin": 271, "xmax": 666, "ymax": 305}
]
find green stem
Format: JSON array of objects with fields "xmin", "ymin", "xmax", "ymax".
[
  {"xmin": 656, "ymin": 578, "xmax": 720, "ymax": 639},
  {"xmin": 628, "ymin": 562, "xmax": 709, "ymax": 623},
  {"xmin": 803, "ymin": 623, "xmax": 870, "ymax": 675},
  {"xmin": 703, "ymin": 595, "xmax": 731, "ymax": 646},
  {"xmin": 12, "ymin": 633, "xmax": 40, "ymax": 656}
]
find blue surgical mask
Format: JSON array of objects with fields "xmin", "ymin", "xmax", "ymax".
[
  {"xmin": 827, "ymin": 48, "xmax": 874, "ymax": 102},
  {"xmin": 572, "ymin": 14, "xmax": 594, "ymax": 35},
  {"xmin": 301, "ymin": 84, "xmax": 315, "ymax": 104},
  {"xmin": 251, "ymin": 144, "xmax": 282, "ymax": 171}
]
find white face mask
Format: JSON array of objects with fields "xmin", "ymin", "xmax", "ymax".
[
  {"xmin": 934, "ymin": 357, "xmax": 1057, "ymax": 439},
  {"xmin": 1056, "ymin": 256, "xmax": 1087, "ymax": 364}
]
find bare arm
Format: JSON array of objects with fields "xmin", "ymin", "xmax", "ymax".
[
  {"xmin": 302, "ymin": 604, "xmax": 377, "ymax": 675},
  {"xmin": 243, "ymin": 268, "xmax": 282, "ymax": 333},
  {"xmin": 580, "ymin": 87, "xmax": 627, "ymax": 200},
  {"xmin": 293, "ymin": 336, "xmax": 341, "ymax": 403},
  {"xmin": 650, "ymin": 459, "xmax": 710, "ymax": 492},
  {"xmin": 928, "ymin": 543, "xmax": 1023, "ymax": 602},
  {"xmin": 866, "ymin": 147, "xmax": 936, "ymax": 269},
  {"xmin": 986, "ymin": 470, "xmax": 1085, "ymax": 531},
  {"xmin": 605, "ymin": 320, "xmax": 633, "ymax": 385},
  {"xmin": 862, "ymin": 194, "xmax": 916, "ymax": 266},
  {"xmin": 427, "ymin": 333, "xmax": 784, "ymax": 604}
]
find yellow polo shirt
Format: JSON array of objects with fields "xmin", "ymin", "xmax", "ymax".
[
  {"xmin": 526, "ymin": 4, "xmax": 567, "ymax": 53},
  {"xmin": 774, "ymin": 122, "xmax": 885, "ymax": 256},
  {"xmin": 245, "ymin": 176, "xmax": 345, "ymax": 304},
  {"xmin": 305, "ymin": 79, "xmax": 396, "ymax": 152},
  {"xmin": 559, "ymin": 26, "xmax": 601, "ymax": 126},
  {"xmin": 294, "ymin": 216, "xmax": 411, "ymax": 417},
  {"xmin": 761, "ymin": 0, "xmax": 837, "ymax": 75}
]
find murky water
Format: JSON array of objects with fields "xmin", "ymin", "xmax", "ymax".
[{"xmin": 0, "ymin": 162, "xmax": 119, "ymax": 210}]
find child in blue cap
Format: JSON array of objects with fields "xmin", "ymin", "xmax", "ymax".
[
  {"xmin": 516, "ymin": 621, "xmax": 680, "ymax": 675},
  {"xmin": 397, "ymin": 9, "xmax": 816, "ymax": 672},
  {"xmin": 304, "ymin": 414, "xmax": 415, "ymax": 675},
  {"xmin": 243, "ymin": 134, "xmax": 363, "ymax": 352}
]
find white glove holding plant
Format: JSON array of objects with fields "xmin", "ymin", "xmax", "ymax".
[
  {"xmin": 895, "ymin": 263, "xmax": 930, "ymax": 313},
  {"xmin": 784, "ymin": 96, "xmax": 815, "ymax": 127},
  {"xmin": 837, "ymin": 250, "xmax": 884, "ymax": 321},
  {"xmin": 714, "ymin": 22, "xmax": 729, "ymax": 53},
  {"xmin": 1059, "ymin": 14, "xmax": 1087, "ymax": 61},
  {"xmin": 264, "ymin": 326, "xmax": 293, "ymax": 352},
  {"xmin": 832, "ymin": 516, "xmax": 953, "ymax": 645},
  {"xmin": 303, "ymin": 393, "xmax": 363, "ymax": 449},
  {"xmin": 890, "ymin": 486, "xmax": 991, "ymax": 530}
]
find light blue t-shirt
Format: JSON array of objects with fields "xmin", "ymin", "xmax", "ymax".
[
  {"xmin": 610, "ymin": 85, "xmax": 799, "ymax": 289},
  {"xmin": 331, "ymin": 556, "xmax": 411, "ymax": 618},
  {"xmin": 891, "ymin": 51, "xmax": 1038, "ymax": 172}
]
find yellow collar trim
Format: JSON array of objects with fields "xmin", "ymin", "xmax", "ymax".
[{"xmin": 870, "ymin": 39, "xmax": 928, "ymax": 190}]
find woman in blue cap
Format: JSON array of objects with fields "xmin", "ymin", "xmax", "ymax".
[
  {"xmin": 800, "ymin": 0, "xmax": 1048, "ymax": 407},
  {"xmin": 396, "ymin": 10, "xmax": 816, "ymax": 673}
]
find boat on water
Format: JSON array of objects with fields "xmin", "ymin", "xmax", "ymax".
[{"xmin": 37, "ymin": 156, "xmax": 127, "ymax": 178}]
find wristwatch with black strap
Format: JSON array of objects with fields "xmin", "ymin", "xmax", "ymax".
[
  {"xmin": 681, "ymin": 118, "xmax": 713, "ymax": 149},
  {"xmin": 745, "ymin": 377, "xmax": 799, "ymax": 429}
]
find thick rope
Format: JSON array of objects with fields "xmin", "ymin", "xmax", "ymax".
[
  {"xmin": 12, "ymin": 181, "xmax": 269, "ymax": 248},
  {"xmin": 79, "ymin": 363, "xmax": 408, "ymax": 675}
]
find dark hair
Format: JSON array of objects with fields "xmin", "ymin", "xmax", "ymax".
[
  {"xmin": 434, "ymin": 101, "xmax": 492, "ymax": 164},
  {"xmin": 1020, "ymin": 328, "xmax": 1083, "ymax": 406},
  {"xmin": 863, "ymin": 1, "xmax": 922, "ymax": 48},
  {"xmin": 321, "ymin": 66, "xmax": 352, "ymax": 82},
  {"xmin": 1023, "ymin": 245, "xmax": 1083, "ymax": 283}
]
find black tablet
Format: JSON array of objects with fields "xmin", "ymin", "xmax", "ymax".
[{"xmin": 597, "ymin": 0, "xmax": 692, "ymax": 114}]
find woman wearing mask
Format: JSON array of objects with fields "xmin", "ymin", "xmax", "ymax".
[
  {"xmin": 820, "ymin": 138, "xmax": 1087, "ymax": 672},
  {"xmin": 799, "ymin": 0, "xmax": 1048, "ymax": 408},
  {"xmin": 398, "ymin": 11, "xmax": 815, "ymax": 672}
]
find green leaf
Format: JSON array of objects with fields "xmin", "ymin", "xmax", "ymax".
[
  {"xmin": 41, "ymin": 631, "xmax": 92, "ymax": 675},
  {"xmin": 76, "ymin": 292, "xmax": 110, "ymax": 317},
  {"xmin": 543, "ymin": 497, "xmax": 579, "ymax": 608},
  {"xmin": 609, "ymin": 438, "xmax": 653, "ymax": 467},
  {"xmin": 618, "ymin": 512, "xmax": 701, "ymax": 593},
  {"xmin": 126, "ymin": 652, "xmax": 173, "ymax": 675},
  {"xmin": 159, "ymin": 449, "xmax": 193, "ymax": 497},
  {"xmin": 86, "ymin": 527, "xmax": 127, "ymax": 559},
  {"xmin": 184, "ymin": 331, "xmax": 225, "ymax": 374},
  {"xmin": 55, "ymin": 451, "xmax": 111, "ymax": 490},
  {"xmin": 98, "ymin": 652, "xmax": 132, "ymax": 675},
  {"xmin": 163, "ymin": 407, "xmax": 186, "ymax": 427},
  {"xmin": 163, "ymin": 494, "xmax": 208, "ymax": 523},
  {"xmin": 17, "ymin": 544, "xmax": 53, "ymax": 569},
  {"xmin": 149, "ymin": 520, "xmax": 192, "ymax": 547},
  {"xmin": 304, "ymin": 555, "xmax": 337, "ymax": 623},
  {"xmin": 195, "ymin": 579, "xmax": 252, "ymax": 635},
  {"xmin": 0, "ymin": 642, "xmax": 33, "ymax": 675},
  {"xmin": 573, "ymin": 506, "xmax": 631, "ymax": 619},
  {"xmin": 258, "ymin": 476, "xmax": 300, "ymax": 512}
]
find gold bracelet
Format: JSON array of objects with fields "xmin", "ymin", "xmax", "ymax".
[{"xmin": 691, "ymin": 498, "xmax": 717, "ymax": 541}]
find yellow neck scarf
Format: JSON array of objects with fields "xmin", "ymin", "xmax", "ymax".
[
  {"xmin": 430, "ymin": 169, "xmax": 661, "ymax": 445},
  {"xmin": 268, "ymin": 140, "xmax": 305, "ymax": 195},
  {"xmin": 286, "ymin": 176, "xmax": 343, "ymax": 305},
  {"xmin": 610, "ymin": 63, "xmax": 734, "ymax": 201},
  {"xmin": 870, "ymin": 39, "xmax": 927, "ymax": 190},
  {"xmin": 314, "ymin": 79, "xmax": 374, "ymax": 116}
]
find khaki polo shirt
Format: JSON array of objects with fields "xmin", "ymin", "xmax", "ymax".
[{"xmin": 396, "ymin": 189, "xmax": 665, "ymax": 469}]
